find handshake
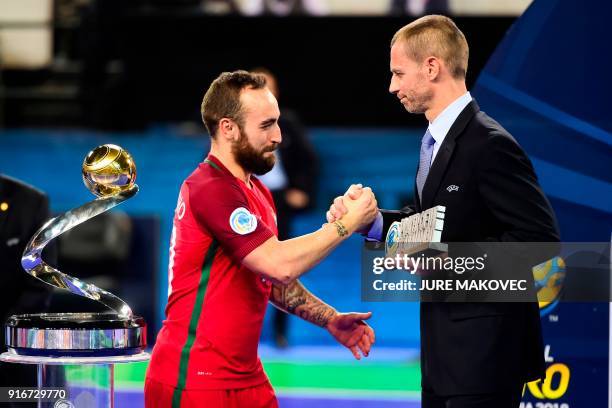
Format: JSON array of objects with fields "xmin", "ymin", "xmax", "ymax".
[{"xmin": 325, "ymin": 184, "xmax": 379, "ymax": 235}]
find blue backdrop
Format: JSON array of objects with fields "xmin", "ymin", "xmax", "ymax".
[{"xmin": 473, "ymin": 0, "xmax": 612, "ymax": 405}]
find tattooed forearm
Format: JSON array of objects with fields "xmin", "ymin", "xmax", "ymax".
[{"xmin": 270, "ymin": 280, "xmax": 337, "ymax": 328}]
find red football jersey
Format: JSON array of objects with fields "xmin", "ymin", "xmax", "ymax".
[{"xmin": 147, "ymin": 154, "xmax": 278, "ymax": 394}]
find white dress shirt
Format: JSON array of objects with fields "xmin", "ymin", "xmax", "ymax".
[{"xmin": 428, "ymin": 91, "xmax": 472, "ymax": 165}]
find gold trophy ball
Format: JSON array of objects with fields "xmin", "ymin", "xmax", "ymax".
[{"xmin": 82, "ymin": 144, "xmax": 137, "ymax": 197}]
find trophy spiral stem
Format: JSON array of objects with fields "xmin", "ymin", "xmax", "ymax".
[{"xmin": 21, "ymin": 185, "xmax": 139, "ymax": 319}]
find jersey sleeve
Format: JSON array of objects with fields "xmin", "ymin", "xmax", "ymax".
[{"xmin": 189, "ymin": 179, "xmax": 275, "ymax": 261}]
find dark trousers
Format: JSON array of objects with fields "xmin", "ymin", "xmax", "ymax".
[{"xmin": 422, "ymin": 385, "xmax": 523, "ymax": 408}]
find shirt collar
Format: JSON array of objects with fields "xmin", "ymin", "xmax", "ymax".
[
  {"xmin": 427, "ymin": 91, "xmax": 472, "ymax": 145},
  {"xmin": 203, "ymin": 154, "xmax": 256, "ymax": 189},
  {"xmin": 202, "ymin": 154, "xmax": 232, "ymax": 176}
]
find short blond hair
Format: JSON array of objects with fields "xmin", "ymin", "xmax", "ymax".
[{"xmin": 391, "ymin": 15, "xmax": 469, "ymax": 79}]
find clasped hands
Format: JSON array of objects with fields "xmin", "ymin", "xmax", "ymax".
[
  {"xmin": 324, "ymin": 184, "xmax": 378, "ymax": 359},
  {"xmin": 326, "ymin": 184, "xmax": 379, "ymax": 234}
]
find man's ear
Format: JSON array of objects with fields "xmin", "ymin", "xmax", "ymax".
[
  {"xmin": 218, "ymin": 118, "xmax": 238, "ymax": 141},
  {"xmin": 425, "ymin": 57, "xmax": 441, "ymax": 81}
]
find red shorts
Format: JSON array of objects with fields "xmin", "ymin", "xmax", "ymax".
[{"xmin": 144, "ymin": 378, "xmax": 279, "ymax": 408}]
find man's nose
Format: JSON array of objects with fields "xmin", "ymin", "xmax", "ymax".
[
  {"xmin": 389, "ymin": 79, "xmax": 398, "ymax": 95},
  {"xmin": 271, "ymin": 127, "xmax": 282, "ymax": 144}
]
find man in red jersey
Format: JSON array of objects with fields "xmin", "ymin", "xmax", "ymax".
[{"xmin": 145, "ymin": 70, "xmax": 378, "ymax": 408}]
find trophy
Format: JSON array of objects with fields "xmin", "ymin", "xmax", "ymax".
[
  {"xmin": 4, "ymin": 144, "xmax": 147, "ymax": 357},
  {"xmin": 385, "ymin": 205, "xmax": 448, "ymax": 258}
]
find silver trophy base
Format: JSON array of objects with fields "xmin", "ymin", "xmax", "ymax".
[{"xmin": 4, "ymin": 312, "xmax": 147, "ymax": 357}]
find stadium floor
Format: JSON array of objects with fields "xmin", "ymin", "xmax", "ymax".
[{"xmin": 67, "ymin": 346, "xmax": 422, "ymax": 407}]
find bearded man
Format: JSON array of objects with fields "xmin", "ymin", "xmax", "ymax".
[{"xmin": 145, "ymin": 70, "xmax": 378, "ymax": 408}]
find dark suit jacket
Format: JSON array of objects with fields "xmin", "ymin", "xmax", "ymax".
[
  {"xmin": 0, "ymin": 175, "xmax": 54, "ymax": 352},
  {"xmin": 380, "ymin": 100, "xmax": 560, "ymax": 395}
]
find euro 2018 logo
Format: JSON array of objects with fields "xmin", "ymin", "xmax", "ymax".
[
  {"xmin": 533, "ymin": 257, "xmax": 565, "ymax": 317},
  {"xmin": 521, "ymin": 257, "xmax": 571, "ymax": 406}
]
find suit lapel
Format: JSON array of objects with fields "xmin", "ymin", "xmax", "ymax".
[
  {"xmin": 421, "ymin": 139, "xmax": 456, "ymax": 209},
  {"xmin": 421, "ymin": 100, "xmax": 480, "ymax": 209}
]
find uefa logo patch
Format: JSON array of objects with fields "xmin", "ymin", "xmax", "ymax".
[{"xmin": 229, "ymin": 207, "xmax": 258, "ymax": 235}]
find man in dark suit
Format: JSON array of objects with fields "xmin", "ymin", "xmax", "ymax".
[
  {"xmin": 327, "ymin": 15, "xmax": 560, "ymax": 408},
  {"xmin": 0, "ymin": 174, "xmax": 54, "ymax": 399}
]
